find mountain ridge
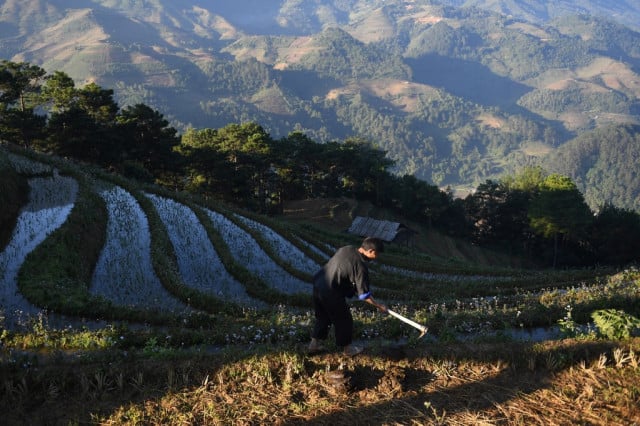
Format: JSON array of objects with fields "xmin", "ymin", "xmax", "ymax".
[
  {"xmin": 441, "ymin": 0, "xmax": 640, "ymax": 32},
  {"xmin": 1, "ymin": 0, "xmax": 639, "ymax": 211}
]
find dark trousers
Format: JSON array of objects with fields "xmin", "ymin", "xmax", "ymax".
[{"xmin": 312, "ymin": 286, "xmax": 353, "ymax": 347}]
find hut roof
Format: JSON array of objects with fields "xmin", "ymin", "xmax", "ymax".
[{"xmin": 347, "ymin": 216, "xmax": 412, "ymax": 242}]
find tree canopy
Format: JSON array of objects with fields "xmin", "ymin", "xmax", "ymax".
[{"xmin": 2, "ymin": 60, "xmax": 639, "ymax": 268}]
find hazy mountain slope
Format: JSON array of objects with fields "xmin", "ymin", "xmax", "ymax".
[
  {"xmin": 441, "ymin": 0, "xmax": 640, "ymax": 32},
  {"xmin": 543, "ymin": 124, "xmax": 640, "ymax": 213},
  {"xmin": 1, "ymin": 0, "xmax": 639, "ymax": 211}
]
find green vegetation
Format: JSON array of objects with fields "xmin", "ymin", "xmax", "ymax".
[
  {"xmin": 0, "ymin": 154, "xmax": 28, "ymax": 249},
  {"xmin": 1, "ymin": 59, "xmax": 640, "ymax": 269},
  {"xmin": 2, "ymin": 133, "xmax": 640, "ymax": 424},
  {"xmin": 592, "ymin": 309, "xmax": 640, "ymax": 340},
  {"xmin": 543, "ymin": 124, "xmax": 640, "ymax": 213},
  {"xmin": 3, "ymin": 1, "xmax": 639, "ymax": 209},
  {"xmin": 1, "ymin": 3, "xmax": 640, "ymax": 423},
  {"xmin": 292, "ymin": 27, "xmax": 410, "ymax": 81}
]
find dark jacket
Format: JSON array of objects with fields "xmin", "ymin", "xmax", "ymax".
[{"xmin": 313, "ymin": 245, "xmax": 372, "ymax": 300}]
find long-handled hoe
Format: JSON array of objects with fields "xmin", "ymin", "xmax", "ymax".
[{"xmin": 386, "ymin": 308, "xmax": 428, "ymax": 338}]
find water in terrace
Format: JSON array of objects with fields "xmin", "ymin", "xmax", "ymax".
[
  {"xmin": 0, "ymin": 156, "xmax": 572, "ymax": 342},
  {"xmin": 91, "ymin": 186, "xmax": 191, "ymax": 312},
  {"xmin": 0, "ymin": 175, "xmax": 79, "ymax": 329},
  {"xmin": 206, "ymin": 208, "xmax": 311, "ymax": 295},
  {"xmin": 146, "ymin": 193, "xmax": 266, "ymax": 309}
]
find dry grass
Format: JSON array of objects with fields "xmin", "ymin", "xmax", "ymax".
[
  {"xmin": 3, "ymin": 339, "xmax": 638, "ymax": 425},
  {"xmin": 576, "ymin": 58, "xmax": 640, "ymax": 98},
  {"xmin": 520, "ymin": 141, "xmax": 554, "ymax": 157},
  {"xmin": 360, "ymin": 79, "xmax": 440, "ymax": 113},
  {"xmin": 324, "ymin": 79, "xmax": 440, "ymax": 113},
  {"xmin": 476, "ymin": 113, "xmax": 506, "ymax": 129},
  {"xmin": 507, "ymin": 22, "xmax": 552, "ymax": 40}
]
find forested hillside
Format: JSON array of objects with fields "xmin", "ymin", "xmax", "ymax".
[
  {"xmin": 3, "ymin": 129, "xmax": 640, "ymax": 426},
  {"xmin": 1, "ymin": 56, "xmax": 640, "ymax": 269},
  {"xmin": 543, "ymin": 124, "xmax": 640, "ymax": 213},
  {"xmin": 440, "ymin": 0, "xmax": 640, "ymax": 32},
  {"xmin": 1, "ymin": 0, "xmax": 639, "ymax": 211}
]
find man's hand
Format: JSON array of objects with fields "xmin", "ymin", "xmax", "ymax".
[
  {"xmin": 365, "ymin": 297, "xmax": 388, "ymax": 313},
  {"xmin": 376, "ymin": 303, "xmax": 388, "ymax": 313}
]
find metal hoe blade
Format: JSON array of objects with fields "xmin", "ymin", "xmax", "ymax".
[{"xmin": 387, "ymin": 309, "xmax": 428, "ymax": 338}]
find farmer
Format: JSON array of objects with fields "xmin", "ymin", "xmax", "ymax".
[{"xmin": 309, "ymin": 236, "xmax": 388, "ymax": 356}]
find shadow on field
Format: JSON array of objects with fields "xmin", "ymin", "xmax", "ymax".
[
  {"xmin": 2, "ymin": 338, "xmax": 635, "ymax": 424},
  {"xmin": 288, "ymin": 339, "xmax": 629, "ymax": 425}
]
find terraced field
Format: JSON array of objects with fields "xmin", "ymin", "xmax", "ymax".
[
  {"xmin": 1, "ymin": 144, "xmax": 639, "ymax": 425},
  {"xmin": 2, "ymin": 144, "xmax": 639, "ymax": 335}
]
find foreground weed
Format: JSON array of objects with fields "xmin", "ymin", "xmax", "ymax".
[
  {"xmin": 596, "ymin": 353, "xmax": 608, "ymax": 369},
  {"xmin": 130, "ymin": 372, "xmax": 145, "ymax": 391},
  {"xmin": 4, "ymin": 322, "xmax": 121, "ymax": 352},
  {"xmin": 424, "ymin": 401, "xmax": 447, "ymax": 425},
  {"xmin": 92, "ymin": 370, "xmax": 113, "ymax": 395},
  {"xmin": 612, "ymin": 347, "xmax": 639, "ymax": 368}
]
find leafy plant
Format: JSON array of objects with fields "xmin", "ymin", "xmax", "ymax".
[
  {"xmin": 558, "ymin": 305, "xmax": 578, "ymax": 338},
  {"xmin": 591, "ymin": 309, "xmax": 640, "ymax": 340}
]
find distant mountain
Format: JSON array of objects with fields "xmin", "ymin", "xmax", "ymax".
[
  {"xmin": 1, "ymin": 0, "xmax": 639, "ymax": 211},
  {"xmin": 439, "ymin": 0, "xmax": 640, "ymax": 32},
  {"xmin": 543, "ymin": 124, "xmax": 640, "ymax": 213}
]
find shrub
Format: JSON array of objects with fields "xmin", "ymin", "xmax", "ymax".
[{"xmin": 591, "ymin": 309, "xmax": 640, "ymax": 340}]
